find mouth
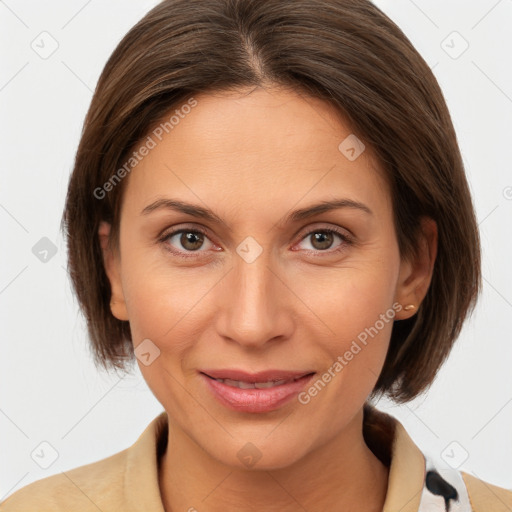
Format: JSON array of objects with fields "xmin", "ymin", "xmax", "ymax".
[
  {"xmin": 199, "ymin": 369, "xmax": 316, "ymax": 413},
  {"xmin": 207, "ymin": 377, "xmax": 303, "ymax": 389}
]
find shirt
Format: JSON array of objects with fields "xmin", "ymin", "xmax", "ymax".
[{"xmin": 1, "ymin": 406, "xmax": 511, "ymax": 511}]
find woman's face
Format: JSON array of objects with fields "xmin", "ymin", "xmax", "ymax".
[{"xmin": 102, "ymin": 87, "xmax": 428, "ymax": 469}]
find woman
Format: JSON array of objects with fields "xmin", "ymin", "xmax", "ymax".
[{"xmin": 2, "ymin": 0, "xmax": 510, "ymax": 510}]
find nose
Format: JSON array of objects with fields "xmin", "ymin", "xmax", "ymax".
[{"xmin": 214, "ymin": 250, "xmax": 295, "ymax": 349}]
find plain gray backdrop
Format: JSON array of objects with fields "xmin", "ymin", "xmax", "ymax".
[{"xmin": 1, "ymin": 0, "xmax": 511, "ymax": 500}]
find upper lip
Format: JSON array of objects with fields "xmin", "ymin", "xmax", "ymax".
[{"xmin": 200, "ymin": 369, "xmax": 315, "ymax": 382}]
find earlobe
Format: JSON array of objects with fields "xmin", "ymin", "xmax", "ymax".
[
  {"xmin": 394, "ymin": 217, "xmax": 438, "ymax": 320},
  {"xmin": 98, "ymin": 221, "xmax": 129, "ymax": 321}
]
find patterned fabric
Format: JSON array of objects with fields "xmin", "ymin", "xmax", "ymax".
[{"xmin": 418, "ymin": 456, "xmax": 473, "ymax": 511}]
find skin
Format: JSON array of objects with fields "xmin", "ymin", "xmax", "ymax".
[{"xmin": 99, "ymin": 86, "xmax": 437, "ymax": 512}]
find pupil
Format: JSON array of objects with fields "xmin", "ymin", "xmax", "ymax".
[
  {"xmin": 181, "ymin": 232, "xmax": 203, "ymax": 251},
  {"xmin": 312, "ymin": 232, "xmax": 333, "ymax": 250}
]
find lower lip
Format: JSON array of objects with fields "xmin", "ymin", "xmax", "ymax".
[{"xmin": 201, "ymin": 373, "xmax": 315, "ymax": 413}]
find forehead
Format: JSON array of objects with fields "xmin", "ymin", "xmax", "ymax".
[{"xmin": 121, "ymin": 87, "xmax": 390, "ymax": 221}]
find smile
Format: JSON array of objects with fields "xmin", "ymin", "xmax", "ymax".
[
  {"xmin": 200, "ymin": 369, "xmax": 315, "ymax": 413},
  {"xmin": 211, "ymin": 376, "xmax": 304, "ymax": 389}
]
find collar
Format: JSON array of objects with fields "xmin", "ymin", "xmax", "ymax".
[{"xmin": 125, "ymin": 406, "xmax": 426, "ymax": 511}]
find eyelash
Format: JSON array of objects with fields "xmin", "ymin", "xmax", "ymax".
[
  {"xmin": 158, "ymin": 225, "xmax": 354, "ymax": 260},
  {"xmin": 293, "ymin": 227, "xmax": 354, "ymax": 257},
  {"xmin": 158, "ymin": 227, "xmax": 215, "ymax": 260}
]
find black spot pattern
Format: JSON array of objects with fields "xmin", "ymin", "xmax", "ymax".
[{"xmin": 425, "ymin": 470, "xmax": 459, "ymax": 511}]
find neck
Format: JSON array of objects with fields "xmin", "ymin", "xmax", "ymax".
[{"xmin": 158, "ymin": 407, "xmax": 389, "ymax": 512}]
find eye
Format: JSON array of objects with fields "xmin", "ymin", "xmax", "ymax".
[
  {"xmin": 295, "ymin": 228, "xmax": 352, "ymax": 253},
  {"xmin": 162, "ymin": 228, "xmax": 215, "ymax": 255}
]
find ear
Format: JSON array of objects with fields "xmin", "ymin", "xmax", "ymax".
[
  {"xmin": 394, "ymin": 217, "xmax": 438, "ymax": 320},
  {"xmin": 98, "ymin": 221, "xmax": 129, "ymax": 321}
]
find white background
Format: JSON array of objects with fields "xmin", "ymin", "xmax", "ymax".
[{"xmin": 1, "ymin": 0, "xmax": 511, "ymax": 501}]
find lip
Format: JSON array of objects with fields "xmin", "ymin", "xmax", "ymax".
[{"xmin": 200, "ymin": 369, "xmax": 315, "ymax": 413}]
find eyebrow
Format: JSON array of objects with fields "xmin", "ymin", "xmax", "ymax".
[
  {"xmin": 141, "ymin": 199, "xmax": 224, "ymax": 223},
  {"xmin": 141, "ymin": 198, "xmax": 372, "ymax": 224},
  {"xmin": 284, "ymin": 198, "xmax": 372, "ymax": 223}
]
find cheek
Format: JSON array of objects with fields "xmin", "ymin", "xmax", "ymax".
[
  {"xmin": 296, "ymin": 282, "xmax": 397, "ymax": 428},
  {"xmin": 119, "ymin": 256, "xmax": 211, "ymax": 414},
  {"xmin": 292, "ymin": 260, "xmax": 398, "ymax": 344},
  {"xmin": 289, "ymin": 255, "xmax": 399, "ymax": 399},
  {"xmin": 119, "ymin": 242, "xmax": 218, "ymax": 344}
]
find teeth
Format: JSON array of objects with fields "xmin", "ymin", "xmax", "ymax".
[
  {"xmin": 255, "ymin": 380, "xmax": 287, "ymax": 388},
  {"xmin": 214, "ymin": 378, "xmax": 290, "ymax": 389},
  {"xmin": 235, "ymin": 380, "xmax": 255, "ymax": 389}
]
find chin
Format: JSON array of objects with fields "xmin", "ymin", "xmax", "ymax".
[
  {"xmin": 214, "ymin": 439, "xmax": 312, "ymax": 472},
  {"xmin": 205, "ymin": 422, "xmax": 321, "ymax": 472}
]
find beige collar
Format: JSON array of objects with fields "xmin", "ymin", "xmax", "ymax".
[
  {"xmin": 126, "ymin": 407, "xmax": 426, "ymax": 511},
  {"xmin": 382, "ymin": 419, "xmax": 426, "ymax": 511}
]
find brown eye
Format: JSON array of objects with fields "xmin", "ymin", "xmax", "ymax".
[
  {"xmin": 310, "ymin": 231, "xmax": 335, "ymax": 250},
  {"xmin": 295, "ymin": 228, "xmax": 351, "ymax": 254},
  {"xmin": 164, "ymin": 229, "xmax": 214, "ymax": 253},
  {"xmin": 180, "ymin": 232, "xmax": 204, "ymax": 251}
]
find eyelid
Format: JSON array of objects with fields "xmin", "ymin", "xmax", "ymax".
[
  {"xmin": 291, "ymin": 224, "xmax": 354, "ymax": 252},
  {"xmin": 294, "ymin": 222, "xmax": 354, "ymax": 244},
  {"xmin": 158, "ymin": 224, "xmax": 220, "ymax": 258},
  {"xmin": 158, "ymin": 223, "xmax": 211, "ymax": 241}
]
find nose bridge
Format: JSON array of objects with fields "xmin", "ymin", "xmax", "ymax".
[{"xmin": 217, "ymin": 248, "xmax": 293, "ymax": 347}]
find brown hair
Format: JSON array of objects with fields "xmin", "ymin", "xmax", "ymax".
[{"xmin": 62, "ymin": 0, "xmax": 481, "ymax": 402}]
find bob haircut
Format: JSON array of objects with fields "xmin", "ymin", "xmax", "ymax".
[{"xmin": 62, "ymin": 0, "xmax": 481, "ymax": 403}]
